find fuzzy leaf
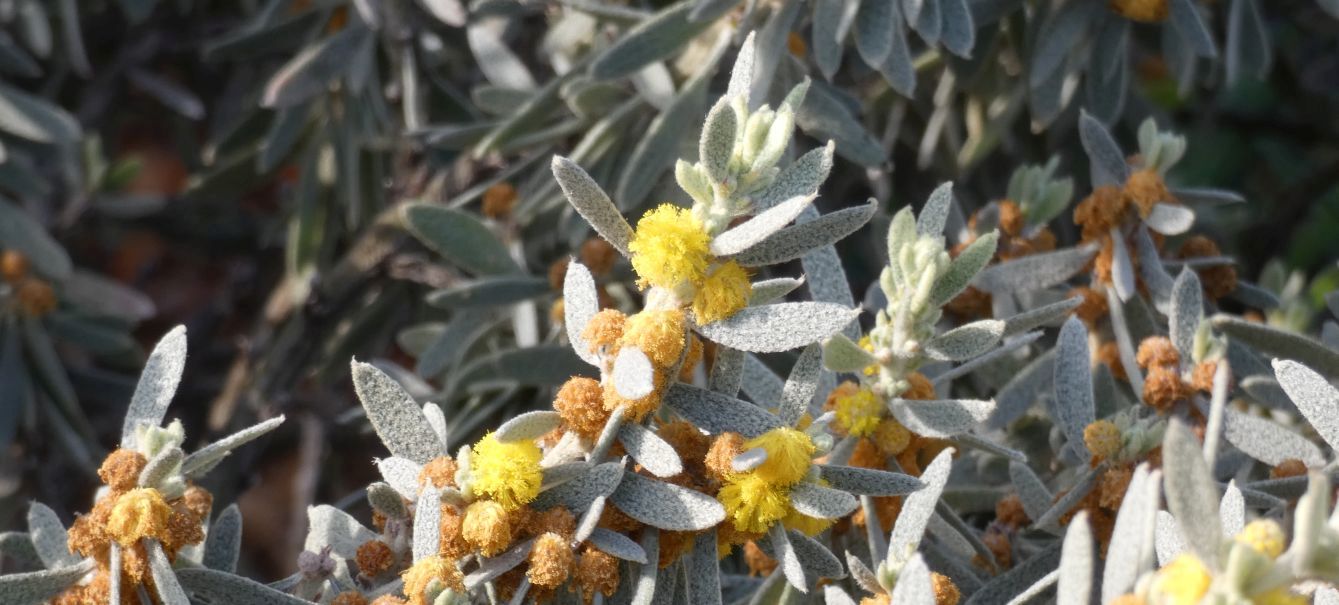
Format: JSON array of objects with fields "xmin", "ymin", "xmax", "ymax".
[
  {"xmin": 932, "ymin": 231, "xmax": 998, "ymax": 306},
  {"xmin": 989, "ymin": 351, "xmax": 1055, "ymax": 429},
  {"xmin": 711, "ymin": 195, "xmax": 815, "ymax": 256},
  {"xmin": 751, "ymin": 277, "xmax": 805, "ymax": 305},
  {"xmin": 789, "ymin": 481, "xmax": 860, "ymax": 518},
  {"xmin": 825, "ymin": 586, "xmax": 859, "ymax": 605},
  {"xmin": 426, "ymin": 276, "xmax": 549, "ymax": 308},
  {"xmin": 854, "ymin": 0, "xmax": 894, "ymax": 66},
  {"xmin": 890, "ymin": 398, "xmax": 993, "ymax": 438},
  {"xmin": 590, "ymin": 3, "xmax": 724, "ymax": 81},
  {"xmin": 148, "ymin": 540, "xmax": 190, "ymax": 604},
  {"xmin": 1163, "ymin": 420, "xmax": 1221, "ymax": 566},
  {"xmin": 613, "ymin": 346, "xmax": 657, "ymax": 399},
  {"xmin": 1145, "ymin": 203, "xmax": 1195, "ymax": 235},
  {"xmin": 351, "ymin": 361, "xmax": 442, "ymax": 465},
  {"xmin": 664, "ymin": 383, "xmax": 783, "ymax": 437},
  {"xmin": 588, "ymin": 528, "xmax": 649, "ymax": 563},
  {"xmin": 495, "ymin": 411, "xmax": 562, "ymax": 443},
  {"xmin": 618, "ymin": 422, "xmax": 684, "ymax": 478},
  {"xmin": 1169, "ymin": 0, "xmax": 1217, "ymax": 58},
  {"xmin": 1009, "ymin": 461, "xmax": 1053, "ymax": 523},
  {"xmin": 552, "ymin": 156, "xmax": 634, "ymax": 256},
  {"xmin": 788, "ymin": 529, "xmax": 845, "ymax": 580},
  {"xmin": 710, "ymin": 346, "xmax": 746, "ymax": 396},
  {"xmin": 368, "ymin": 482, "xmax": 409, "ymax": 520},
  {"xmin": 741, "ymin": 354, "xmax": 786, "ymax": 405},
  {"xmin": 817, "ymin": 465, "xmax": 923, "ymax": 497},
  {"xmin": 1220, "ymin": 481, "xmax": 1244, "ymax": 536},
  {"xmin": 1215, "ymin": 316, "xmax": 1339, "ymax": 379},
  {"xmin": 700, "ymin": 96, "xmax": 737, "ymax": 183},
  {"xmin": 755, "ymin": 142, "xmax": 835, "ymax": 210},
  {"xmin": 610, "ymin": 472, "xmax": 725, "ymax": 531},
  {"xmin": 917, "ymin": 182, "xmax": 955, "ymax": 237},
  {"xmin": 726, "ymin": 32, "xmax": 756, "ymax": 101},
  {"xmin": 412, "ymin": 487, "xmax": 441, "ymax": 562},
  {"xmin": 177, "ymin": 568, "xmax": 314, "ymax": 605},
  {"xmin": 890, "ymin": 554, "xmax": 934, "ymax": 604},
  {"xmin": 888, "ymin": 449, "xmax": 953, "ymax": 563},
  {"xmin": 1110, "ymin": 229, "xmax": 1136, "ymax": 301},
  {"xmin": 1054, "ymin": 317, "xmax": 1095, "ymax": 458},
  {"xmin": 1222, "ymin": 408, "xmax": 1325, "ymax": 466},
  {"xmin": 1273, "ymin": 359, "xmax": 1339, "ymax": 452},
  {"xmin": 822, "ymin": 333, "xmax": 876, "ymax": 373},
  {"xmin": 140, "ymin": 446, "xmax": 184, "ymax": 489},
  {"xmin": 686, "ymin": 529, "xmax": 723, "ymax": 603},
  {"xmin": 733, "ymin": 200, "xmax": 876, "ymax": 267},
  {"xmin": 1103, "ymin": 465, "xmax": 1161, "ymax": 601},
  {"xmin": 204, "ymin": 505, "xmax": 242, "ymax": 573},
  {"xmin": 765, "ymin": 524, "xmax": 808, "ymax": 592},
  {"xmin": 375, "ymin": 457, "xmax": 422, "ymax": 499},
  {"xmin": 1057, "ymin": 512, "xmax": 1093, "ymax": 605},
  {"xmin": 779, "ymin": 344, "xmax": 823, "ymax": 426},
  {"xmin": 464, "ymin": 539, "xmax": 535, "ymax": 589},
  {"xmin": 304, "ymin": 505, "xmax": 377, "ymax": 559},
  {"xmin": 26, "ymin": 503, "xmax": 73, "ymax": 569},
  {"xmin": 0, "ymin": 561, "xmax": 92, "ymax": 603},
  {"xmin": 923, "ymin": 320, "xmax": 1004, "ymax": 361},
  {"xmin": 696, "ymin": 303, "xmax": 859, "ymax": 353},
  {"xmin": 1170, "ymin": 269, "xmax": 1203, "ymax": 360},
  {"xmin": 975, "ymin": 247, "xmax": 1097, "ymax": 294},
  {"xmin": 1002, "ymin": 298, "xmax": 1083, "ymax": 337},
  {"xmin": 1079, "ymin": 111, "xmax": 1130, "ymax": 187},
  {"xmin": 122, "ymin": 325, "xmax": 188, "ymax": 447},
  {"xmin": 965, "ymin": 545, "xmax": 1062, "ymax": 605},
  {"xmin": 182, "ymin": 416, "xmax": 286, "ymax": 478},
  {"xmin": 533, "ymin": 462, "xmax": 624, "ymax": 512},
  {"xmin": 401, "ymin": 204, "xmax": 520, "ymax": 276}
]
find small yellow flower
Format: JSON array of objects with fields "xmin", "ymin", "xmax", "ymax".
[
  {"xmin": 461, "ymin": 500, "xmax": 512, "ymax": 556},
  {"xmin": 858, "ymin": 335, "xmax": 878, "ymax": 376},
  {"xmin": 469, "ymin": 433, "xmax": 542, "ymax": 510},
  {"xmin": 1253, "ymin": 587, "xmax": 1306, "ymax": 605},
  {"xmin": 401, "ymin": 554, "xmax": 464, "ymax": 605},
  {"xmin": 719, "ymin": 474, "xmax": 791, "ymax": 534},
  {"xmin": 628, "ymin": 204, "xmax": 711, "ymax": 291},
  {"xmin": 692, "ymin": 261, "xmax": 752, "ymax": 324},
  {"xmin": 1235, "ymin": 519, "xmax": 1286, "ymax": 559},
  {"xmin": 745, "ymin": 427, "xmax": 815, "ymax": 486},
  {"xmin": 1150, "ymin": 554, "xmax": 1211, "ymax": 605},
  {"xmin": 621, "ymin": 309, "xmax": 687, "ymax": 367},
  {"xmin": 872, "ymin": 418, "xmax": 912, "ymax": 456},
  {"xmin": 1083, "ymin": 420, "xmax": 1122, "ymax": 462},
  {"xmin": 106, "ymin": 488, "xmax": 173, "ymax": 547},
  {"xmin": 833, "ymin": 387, "xmax": 884, "ymax": 438}
]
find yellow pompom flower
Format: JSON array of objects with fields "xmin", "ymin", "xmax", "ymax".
[
  {"xmin": 621, "ymin": 309, "xmax": 687, "ymax": 367},
  {"xmin": 1253, "ymin": 587, "xmax": 1306, "ymax": 605},
  {"xmin": 858, "ymin": 335, "xmax": 878, "ymax": 376},
  {"xmin": 745, "ymin": 427, "xmax": 816, "ymax": 486},
  {"xmin": 719, "ymin": 474, "xmax": 791, "ymax": 534},
  {"xmin": 469, "ymin": 433, "xmax": 543, "ymax": 510},
  {"xmin": 1149, "ymin": 554, "xmax": 1211, "ymax": 605},
  {"xmin": 401, "ymin": 554, "xmax": 464, "ymax": 605},
  {"xmin": 833, "ymin": 387, "xmax": 884, "ymax": 438},
  {"xmin": 461, "ymin": 500, "xmax": 512, "ymax": 556},
  {"xmin": 106, "ymin": 488, "xmax": 173, "ymax": 547},
  {"xmin": 1083, "ymin": 420, "xmax": 1122, "ymax": 462},
  {"xmin": 628, "ymin": 204, "xmax": 712, "ymax": 291},
  {"xmin": 692, "ymin": 261, "xmax": 752, "ymax": 324},
  {"xmin": 872, "ymin": 418, "xmax": 912, "ymax": 456},
  {"xmin": 1235, "ymin": 519, "xmax": 1286, "ymax": 559}
]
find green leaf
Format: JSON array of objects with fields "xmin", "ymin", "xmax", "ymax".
[
  {"xmin": 1163, "ymin": 420, "xmax": 1221, "ymax": 566},
  {"xmin": 590, "ymin": 2, "xmax": 729, "ymax": 81},
  {"xmin": 931, "ymin": 231, "xmax": 998, "ymax": 306},
  {"xmin": 0, "ymin": 561, "xmax": 92, "ymax": 603},
  {"xmin": 1214, "ymin": 315, "xmax": 1339, "ymax": 380},
  {"xmin": 0, "ymin": 82, "xmax": 81, "ymax": 143},
  {"xmin": 425, "ymin": 276, "xmax": 549, "ymax": 308},
  {"xmin": 261, "ymin": 26, "xmax": 372, "ymax": 108},
  {"xmin": 401, "ymin": 204, "xmax": 521, "ymax": 276},
  {"xmin": 203, "ymin": 505, "xmax": 242, "ymax": 573},
  {"xmin": 177, "ymin": 568, "xmax": 314, "ymax": 605},
  {"xmin": 0, "ymin": 201, "xmax": 72, "ymax": 280},
  {"xmin": 822, "ymin": 333, "xmax": 876, "ymax": 373},
  {"xmin": 923, "ymin": 319, "xmax": 1004, "ymax": 361},
  {"xmin": 609, "ymin": 472, "xmax": 725, "ymax": 531},
  {"xmin": 351, "ymin": 361, "xmax": 443, "ymax": 465},
  {"xmin": 452, "ymin": 345, "xmax": 596, "ymax": 390},
  {"xmin": 122, "ymin": 325, "xmax": 188, "ymax": 448},
  {"xmin": 699, "ymin": 96, "xmax": 738, "ymax": 183}
]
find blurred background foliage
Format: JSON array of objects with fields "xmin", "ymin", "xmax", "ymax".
[{"xmin": 0, "ymin": 0, "xmax": 1336, "ymax": 581}]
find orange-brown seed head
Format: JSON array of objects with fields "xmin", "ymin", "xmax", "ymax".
[
  {"xmin": 704, "ymin": 432, "xmax": 746, "ymax": 482},
  {"xmin": 932, "ymin": 572, "xmax": 961, "ymax": 605},
  {"xmin": 1123, "ymin": 169, "xmax": 1171, "ymax": 217},
  {"xmin": 554, "ymin": 377, "xmax": 610, "ymax": 443},
  {"xmin": 418, "ymin": 456, "xmax": 459, "ymax": 490},
  {"xmin": 356, "ymin": 540, "xmax": 398, "ymax": 577},
  {"xmin": 1143, "ymin": 365, "xmax": 1191, "ymax": 411},
  {"xmin": 1136, "ymin": 336, "xmax": 1180, "ymax": 369},
  {"xmin": 581, "ymin": 309, "xmax": 627, "ymax": 356},
  {"xmin": 997, "ymin": 200, "xmax": 1024, "ymax": 237},
  {"xmin": 0, "ymin": 250, "xmax": 28, "ymax": 282},
  {"xmin": 527, "ymin": 532, "xmax": 575, "ymax": 588},
  {"xmin": 580, "ymin": 238, "xmax": 618, "ymax": 276},
  {"xmin": 743, "ymin": 540, "xmax": 778, "ymax": 577},
  {"xmin": 903, "ymin": 372, "xmax": 936, "ymax": 400},
  {"xmin": 1271, "ymin": 459, "xmax": 1308, "ymax": 479},
  {"xmin": 576, "ymin": 546, "xmax": 620, "ymax": 602},
  {"xmin": 482, "ymin": 183, "xmax": 518, "ymax": 219},
  {"xmin": 98, "ymin": 449, "xmax": 149, "ymax": 492}
]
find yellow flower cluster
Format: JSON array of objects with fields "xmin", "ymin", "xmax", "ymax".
[
  {"xmin": 628, "ymin": 204, "xmax": 751, "ymax": 325},
  {"xmin": 833, "ymin": 386, "xmax": 884, "ymax": 438},
  {"xmin": 718, "ymin": 427, "xmax": 827, "ymax": 535},
  {"xmin": 1083, "ymin": 420, "xmax": 1122, "ymax": 463},
  {"xmin": 469, "ymin": 432, "xmax": 543, "ymax": 510}
]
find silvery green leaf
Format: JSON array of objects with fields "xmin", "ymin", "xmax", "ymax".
[
  {"xmin": 1057, "ymin": 512, "xmax": 1092, "ymax": 605},
  {"xmin": 261, "ymin": 26, "xmax": 371, "ymax": 108},
  {"xmin": 1132, "ymin": 226, "xmax": 1175, "ymax": 309},
  {"xmin": 304, "ymin": 505, "xmax": 376, "ymax": 558},
  {"xmin": 700, "ymin": 95, "xmax": 738, "ymax": 183},
  {"xmin": 818, "ymin": 465, "xmax": 923, "ymax": 496},
  {"xmin": 0, "ymin": 203, "xmax": 71, "ymax": 281},
  {"xmin": 924, "ymin": 320, "xmax": 1004, "ymax": 361},
  {"xmin": 766, "ymin": 524, "xmax": 808, "ymax": 592},
  {"xmin": 631, "ymin": 529, "xmax": 658, "ymax": 604},
  {"xmin": 1008, "ymin": 461, "xmax": 1053, "ymax": 522},
  {"xmin": 727, "ymin": 32, "xmax": 757, "ymax": 101},
  {"xmin": 1002, "ymin": 570, "xmax": 1057, "ymax": 605},
  {"xmin": 62, "ymin": 270, "xmax": 156, "ymax": 322},
  {"xmin": 0, "ymin": 560, "xmax": 92, "ymax": 603},
  {"xmin": 402, "ymin": 204, "xmax": 520, "ymax": 276},
  {"xmin": 788, "ymin": 529, "xmax": 844, "ymax": 580},
  {"xmin": 1079, "ymin": 110, "xmax": 1130, "ymax": 187},
  {"xmin": 1227, "ymin": 281, "xmax": 1282, "ymax": 310},
  {"xmin": 1273, "ymin": 359, "xmax": 1339, "ymax": 451},
  {"xmin": 713, "ymin": 195, "xmax": 816, "ymax": 257},
  {"xmin": 664, "ymin": 383, "xmax": 783, "ymax": 438},
  {"xmin": 824, "ymin": 586, "xmax": 859, "ymax": 605},
  {"xmin": 733, "ymin": 200, "xmax": 877, "ymax": 267},
  {"xmin": 426, "ymin": 277, "xmax": 549, "ymax": 308},
  {"xmin": 140, "ymin": 446, "xmax": 183, "ymax": 490},
  {"xmin": 823, "ymin": 333, "xmax": 876, "ymax": 373},
  {"xmin": 687, "ymin": 529, "xmax": 723, "ymax": 603},
  {"xmin": 1215, "ymin": 316, "xmax": 1339, "ymax": 379},
  {"xmin": 756, "ymin": 142, "xmax": 835, "ymax": 210},
  {"xmin": 1172, "ymin": 187, "xmax": 1246, "ymax": 206},
  {"xmin": 708, "ymin": 346, "xmax": 745, "ymax": 397},
  {"xmin": 589, "ymin": 528, "xmax": 649, "ymax": 563},
  {"xmin": 890, "ymin": 398, "xmax": 993, "ymax": 438},
  {"xmin": 854, "ymin": 0, "xmax": 894, "ymax": 66},
  {"xmin": 591, "ymin": 3, "xmax": 724, "ymax": 80},
  {"xmin": 974, "ymin": 246, "xmax": 1097, "ymax": 294},
  {"xmin": 845, "ymin": 551, "xmax": 882, "ymax": 594},
  {"xmin": 939, "ymin": 0, "xmax": 974, "ymax": 57},
  {"xmin": 204, "ymin": 504, "xmax": 242, "ymax": 573},
  {"xmin": 741, "ymin": 354, "xmax": 785, "ymax": 406},
  {"xmin": 917, "ymin": 182, "xmax": 955, "ymax": 237},
  {"xmin": 1155, "ymin": 510, "xmax": 1185, "ymax": 566},
  {"xmin": 177, "ymin": 568, "xmax": 314, "ymax": 605},
  {"xmin": 1028, "ymin": 1, "xmax": 1098, "ymax": 88},
  {"xmin": 351, "ymin": 361, "xmax": 441, "ymax": 465},
  {"xmin": 413, "ymin": 487, "xmax": 441, "ymax": 562},
  {"xmin": 618, "ymin": 422, "xmax": 683, "ymax": 478},
  {"xmin": 0, "ymin": 532, "xmax": 41, "ymax": 570},
  {"xmin": 696, "ymin": 303, "xmax": 859, "ymax": 353},
  {"xmin": 747, "ymin": 2, "xmax": 804, "ymax": 111},
  {"xmin": 1223, "ymin": 408, "xmax": 1324, "ymax": 466},
  {"xmin": 368, "ymin": 482, "xmax": 409, "ymax": 520},
  {"xmin": 889, "ymin": 553, "xmax": 934, "ymax": 605},
  {"xmin": 1144, "ymin": 204, "xmax": 1195, "ymax": 235},
  {"xmin": 552, "ymin": 156, "xmax": 634, "ymax": 256},
  {"xmin": 1220, "ymin": 481, "xmax": 1244, "ymax": 536},
  {"xmin": 880, "ymin": 7, "xmax": 916, "ymax": 96},
  {"xmin": 1035, "ymin": 464, "xmax": 1102, "ymax": 530},
  {"xmin": 464, "ymin": 539, "xmax": 536, "ymax": 589},
  {"xmin": 1002, "ymin": 298, "xmax": 1082, "ymax": 337},
  {"xmin": 1109, "ymin": 229, "xmax": 1136, "ymax": 301},
  {"xmin": 182, "ymin": 416, "xmax": 286, "ymax": 479},
  {"xmin": 1163, "ymin": 420, "xmax": 1221, "ymax": 566},
  {"xmin": 1168, "ymin": 0, "xmax": 1217, "ymax": 58},
  {"xmin": 496, "ymin": 411, "xmax": 563, "ymax": 443},
  {"xmin": 122, "ymin": 325, "xmax": 188, "ymax": 447},
  {"xmin": 967, "ymin": 545, "xmax": 1061, "ymax": 605},
  {"xmin": 533, "ymin": 462, "xmax": 624, "ymax": 511},
  {"xmin": 467, "ymin": 18, "xmax": 536, "ymax": 90},
  {"xmin": 888, "ymin": 449, "xmax": 953, "ymax": 562},
  {"xmin": 813, "ymin": 0, "xmax": 856, "ymax": 80},
  {"xmin": 988, "ymin": 351, "xmax": 1054, "ymax": 429},
  {"xmin": 789, "ymin": 481, "xmax": 859, "ymax": 518},
  {"xmin": 953, "ymin": 432, "xmax": 1028, "ymax": 463},
  {"xmin": 796, "ymin": 84, "xmax": 887, "ymax": 167},
  {"xmin": 541, "ymin": 461, "xmax": 592, "ymax": 490},
  {"xmin": 1170, "ymin": 269, "xmax": 1203, "ymax": 361},
  {"xmin": 1054, "ymin": 317, "xmax": 1095, "ymax": 459},
  {"xmin": 0, "ymin": 82, "xmax": 82, "ymax": 144},
  {"xmin": 26, "ymin": 502, "xmax": 74, "ymax": 569},
  {"xmin": 910, "ymin": 0, "xmax": 942, "ymax": 46},
  {"xmin": 931, "ymin": 231, "xmax": 998, "ymax": 306},
  {"xmin": 618, "ymin": 72, "xmax": 711, "ymax": 209},
  {"xmin": 751, "ymin": 277, "xmax": 805, "ymax": 305},
  {"xmin": 454, "ymin": 345, "xmax": 597, "ymax": 389},
  {"xmin": 780, "ymin": 344, "xmax": 823, "ymax": 426},
  {"xmin": 613, "ymin": 347, "xmax": 657, "ymax": 400},
  {"xmin": 148, "ymin": 539, "xmax": 189, "ymax": 604}
]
